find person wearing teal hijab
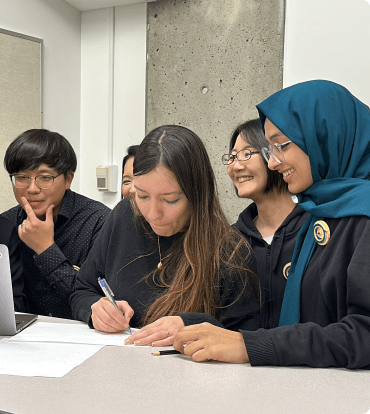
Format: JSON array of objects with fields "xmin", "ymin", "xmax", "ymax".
[
  {"xmin": 173, "ymin": 80, "xmax": 370, "ymax": 369},
  {"xmin": 258, "ymin": 80, "xmax": 370, "ymax": 329}
]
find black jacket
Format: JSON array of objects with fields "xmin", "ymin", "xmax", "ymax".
[
  {"xmin": 243, "ymin": 215, "xmax": 370, "ymax": 369},
  {"xmin": 71, "ymin": 199, "xmax": 260, "ymax": 331},
  {"xmin": 235, "ymin": 203, "xmax": 309, "ymax": 328},
  {"xmin": 2, "ymin": 190, "xmax": 110, "ymax": 319},
  {"xmin": 0, "ymin": 217, "xmax": 27, "ymax": 312}
]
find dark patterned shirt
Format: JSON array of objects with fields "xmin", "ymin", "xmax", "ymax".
[{"xmin": 1, "ymin": 190, "xmax": 111, "ymax": 319}]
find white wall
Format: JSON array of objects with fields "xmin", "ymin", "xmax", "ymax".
[
  {"xmin": 80, "ymin": 3, "xmax": 146, "ymax": 209},
  {"xmin": 3, "ymin": 1, "xmax": 370, "ymax": 208},
  {"xmin": 0, "ymin": 0, "xmax": 81, "ymax": 190},
  {"xmin": 284, "ymin": 0, "xmax": 370, "ymax": 105}
]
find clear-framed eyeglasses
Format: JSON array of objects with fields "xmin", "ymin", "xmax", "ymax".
[
  {"xmin": 261, "ymin": 141, "xmax": 292, "ymax": 165},
  {"xmin": 221, "ymin": 149, "xmax": 260, "ymax": 165},
  {"xmin": 10, "ymin": 173, "xmax": 63, "ymax": 189}
]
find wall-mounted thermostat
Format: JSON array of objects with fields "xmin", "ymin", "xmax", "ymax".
[{"xmin": 96, "ymin": 165, "xmax": 118, "ymax": 192}]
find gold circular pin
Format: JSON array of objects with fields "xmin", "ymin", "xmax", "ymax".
[
  {"xmin": 73, "ymin": 265, "xmax": 80, "ymax": 271},
  {"xmin": 283, "ymin": 262, "xmax": 291, "ymax": 280},
  {"xmin": 314, "ymin": 220, "xmax": 330, "ymax": 245}
]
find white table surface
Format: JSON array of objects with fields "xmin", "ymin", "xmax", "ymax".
[{"xmin": 0, "ymin": 315, "xmax": 369, "ymax": 414}]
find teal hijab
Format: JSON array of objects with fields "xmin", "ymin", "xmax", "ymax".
[{"xmin": 256, "ymin": 80, "xmax": 370, "ymax": 326}]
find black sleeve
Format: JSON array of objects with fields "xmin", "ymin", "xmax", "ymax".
[
  {"xmin": 179, "ymin": 249, "xmax": 260, "ymax": 332},
  {"xmin": 10, "ymin": 239, "xmax": 28, "ymax": 312},
  {"xmin": 242, "ymin": 219, "xmax": 370, "ymax": 369},
  {"xmin": 70, "ymin": 212, "xmax": 114, "ymax": 324},
  {"xmin": 32, "ymin": 212, "xmax": 109, "ymax": 307}
]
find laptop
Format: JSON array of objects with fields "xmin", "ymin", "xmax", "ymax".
[{"xmin": 0, "ymin": 244, "xmax": 38, "ymax": 336}]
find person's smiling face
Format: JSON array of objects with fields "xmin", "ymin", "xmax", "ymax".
[
  {"xmin": 133, "ymin": 165, "xmax": 192, "ymax": 237},
  {"xmin": 122, "ymin": 156, "xmax": 135, "ymax": 199},
  {"xmin": 264, "ymin": 118, "xmax": 313, "ymax": 194},
  {"xmin": 227, "ymin": 134, "xmax": 268, "ymax": 201},
  {"xmin": 12, "ymin": 164, "xmax": 73, "ymax": 220}
]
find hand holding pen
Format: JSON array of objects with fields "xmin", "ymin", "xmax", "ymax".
[{"xmin": 90, "ymin": 277, "xmax": 133, "ymax": 334}]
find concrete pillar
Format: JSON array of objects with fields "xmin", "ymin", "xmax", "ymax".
[{"xmin": 146, "ymin": 0, "xmax": 285, "ymax": 222}]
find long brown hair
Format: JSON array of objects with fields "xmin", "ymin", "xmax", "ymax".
[{"xmin": 132, "ymin": 125, "xmax": 259, "ymax": 325}]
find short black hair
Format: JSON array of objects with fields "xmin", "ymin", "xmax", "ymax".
[
  {"xmin": 229, "ymin": 119, "xmax": 288, "ymax": 195},
  {"xmin": 122, "ymin": 145, "xmax": 139, "ymax": 177},
  {"xmin": 4, "ymin": 129, "xmax": 77, "ymax": 176}
]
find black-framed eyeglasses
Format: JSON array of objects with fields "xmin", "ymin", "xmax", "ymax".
[
  {"xmin": 261, "ymin": 141, "xmax": 292, "ymax": 164},
  {"xmin": 10, "ymin": 173, "xmax": 63, "ymax": 189},
  {"xmin": 221, "ymin": 149, "xmax": 260, "ymax": 165}
]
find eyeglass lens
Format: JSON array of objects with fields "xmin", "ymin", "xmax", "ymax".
[
  {"xmin": 222, "ymin": 149, "xmax": 253, "ymax": 165},
  {"xmin": 261, "ymin": 148, "xmax": 270, "ymax": 163},
  {"xmin": 12, "ymin": 175, "xmax": 55, "ymax": 189},
  {"xmin": 262, "ymin": 144, "xmax": 285, "ymax": 164}
]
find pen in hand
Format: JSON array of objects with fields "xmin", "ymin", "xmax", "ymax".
[{"xmin": 97, "ymin": 277, "xmax": 132, "ymax": 334}]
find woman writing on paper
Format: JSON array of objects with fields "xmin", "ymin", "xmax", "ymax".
[
  {"xmin": 174, "ymin": 80, "xmax": 370, "ymax": 369},
  {"xmin": 71, "ymin": 125, "xmax": 260, "ymax": 345},
  {"xmin": 127, "ymin": 119, "xmax": 308, "ymax": 344}
]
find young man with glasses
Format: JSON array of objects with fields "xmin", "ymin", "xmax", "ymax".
[{"xmin": 1, "ymin": 129, "xmax": 111, "ymax": 319}]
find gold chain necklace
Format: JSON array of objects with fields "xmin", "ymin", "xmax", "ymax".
[{"xmin": 157, "ymin": 235, "xmax": 173, "ymax": 268}]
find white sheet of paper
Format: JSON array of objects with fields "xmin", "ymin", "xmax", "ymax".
[
  {"xmin": 9, "ymin": 322, "xmax": 138, "ymax": 346},
  {"xmin": 0, "ymin": 338, "xmax": 103, "ymax": 377}
]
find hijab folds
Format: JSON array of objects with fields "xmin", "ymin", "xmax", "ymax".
[{"xmin": 256, "ymin": 80, "xmax": 370, "ymax": 326}]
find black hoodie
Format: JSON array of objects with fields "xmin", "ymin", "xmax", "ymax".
[{"xmin": 235, "ymin": 203, "xmax": 309, "ymax": 329}]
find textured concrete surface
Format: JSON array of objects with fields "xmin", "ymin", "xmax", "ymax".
[{"xmin": 146, "ymin": 0, "xmax": 284, "ymax": 222}]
